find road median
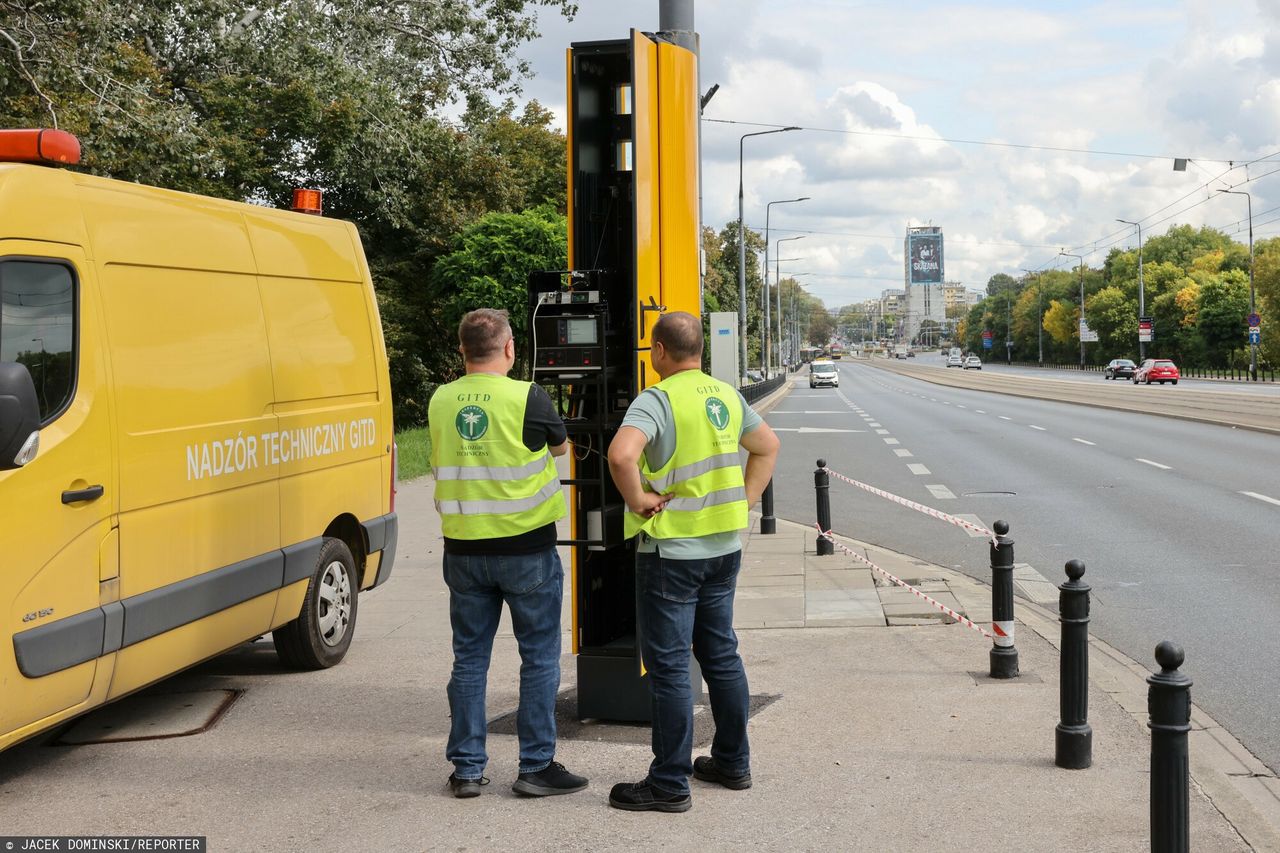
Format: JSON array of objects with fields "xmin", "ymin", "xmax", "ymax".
[{"xmin": 864, "ymin": 358, "xmax": 1280, "ymax": 434}]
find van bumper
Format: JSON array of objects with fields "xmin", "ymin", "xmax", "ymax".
[{"xmin": 362, "ymin": 512, "xmax": 399, "ymax": 589}]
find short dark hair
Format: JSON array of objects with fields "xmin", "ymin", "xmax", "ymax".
[
  {"xmin": 652, "ymin": 311, "xmax": 703, "ymax": 361},
  {"xmin": 458, "ymin": 309, "xmax": 512, "ymax": 362}
]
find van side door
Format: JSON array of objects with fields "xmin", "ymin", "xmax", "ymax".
[{"xmin": 0, "ymin": 249, "xmax": 116, "ymax": 740}]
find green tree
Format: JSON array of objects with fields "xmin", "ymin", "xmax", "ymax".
[{"xmin": 1197, "ymin": 271, "xmax": 1250, "ymax": 366}]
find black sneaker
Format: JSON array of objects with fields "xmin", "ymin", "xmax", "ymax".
[
  {"xmin": 512, "ymin": 761, "xmax": 589, "ymax": 797},
  {"xmin": 692, "ymin": 756, "xmax": 752, "ymax": 790},
  {"xmin": 448, "ymin": 774, "xmax": 488, "ymax": 799},
  {"xmin": 608, "ymin": 779, "xmax": 692, "ymax": 813}
]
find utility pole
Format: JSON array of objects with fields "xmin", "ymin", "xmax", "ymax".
[
  {"xmin": 1117, "ymin": 218, "xmax": 1145, "ymax": 362},
  {"xmin": 1060, "ymin": 252, "xmax": 1086, "ymax": 367},
  {"xmin": 1023, "ymin": 269, "xmax": 1043, "ymax": 365},
  {"xmin": 1218, "ymin": 189, "xmax": 1257, "ymax": 381}
]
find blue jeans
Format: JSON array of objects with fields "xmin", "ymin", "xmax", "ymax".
[
  {"xmin": 636, "ymin": 550, "xmax": 750, "ymax": 795},
  {"xmin": 443, "ymin": 548, "xmax": 564, "ymax": 780}
]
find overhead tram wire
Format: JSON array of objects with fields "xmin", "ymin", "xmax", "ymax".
[{"xmin": 704, "ymin": 117, "xmax": 1240, "ymax": 164}]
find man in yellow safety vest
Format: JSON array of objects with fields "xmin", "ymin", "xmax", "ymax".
[
  {"xmin": 605, "ymin": 311, "xmax": 780, "ymax": 812},
  {"xmin": 429, "ymin": 308, "xmax": 587, "ymax": 799}
]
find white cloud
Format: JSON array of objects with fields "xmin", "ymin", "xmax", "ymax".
[{"xmin": 511, "ymin": 1, "xmax": 1278, "ymax": 307}]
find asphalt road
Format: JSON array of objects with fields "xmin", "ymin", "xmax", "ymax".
[{"xmin": 767, "ymin": 360, "xmax": 1280, "ymax": 775}]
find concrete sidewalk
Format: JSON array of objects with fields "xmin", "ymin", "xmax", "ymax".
[{"xmin": 4, "ymin": 472, "xmax": 1277, "ymax": 851}]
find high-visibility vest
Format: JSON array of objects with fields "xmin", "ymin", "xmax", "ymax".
[
  {"xmin": 429, "ymin": 373, "xmax": 565, "ymax": 539},
  {"xmin": 624, "ymin": 369, "xmax": 748, "ymax": 540}
]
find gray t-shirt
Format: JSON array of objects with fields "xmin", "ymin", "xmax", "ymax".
[{"xmin": 621, "ymin": 384, "xmax": 763, "ymax": 559}]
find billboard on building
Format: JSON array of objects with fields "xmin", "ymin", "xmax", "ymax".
[{"xmin": 908, "ymin": 232, "xmax": 944, "ymax": 284}]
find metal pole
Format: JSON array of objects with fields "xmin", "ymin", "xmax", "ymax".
[
  {"xmin": 658, "ymin": 0, "xmax": 696, "ymax": 51},
  {"xmin": 1061, "ymin": 252, "xmax": 1085, "ymax": 367},
  {"xmin": 989, "ymin": 520, "xmax": 1018, "ymax": 678},
  {"xmin": 763, "ymin": 204, "xmax": 771, "ymax": 380},
  {"xmin": 814, "ymin": 459, "xmax": 832, "ymax": 556},
  {"xmin": 1148, "ymin": 641, "xmax": 1192, "ymax": 853},
  {"xmin": 1138, "ymin": 223, "xmax": 1145, "ymax": 363},
  {"xmin": 1056, "ymin": 559, "xmax": 1092, "ymax": 769},
  {"xmin": 737, "ymin": 128, "xmax": 799, "ymax": 386},
  {"xmin": 1219, "ymin": 190, "xmax": 1257, "ymax": 380}
]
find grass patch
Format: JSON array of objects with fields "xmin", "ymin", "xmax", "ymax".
[{"xmin": 396, "ymin": 426, "xmax": 431, "ymax": 482}]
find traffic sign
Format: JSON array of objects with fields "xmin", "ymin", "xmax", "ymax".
[
  {"xmin": 1249, "ymin": 330, "xmax": 1261, "ymax": 345},
  {"xmin": 983, "ymin": 336, "xmax": 993, "ymax": 349},
  {"xmin": 1139, "ymin": 317, "xmax": 1153, "ymax": 343},
  {"xmin": 1080, "ymin": 331, "xmax": 1099, "ymax": 342},
  {"xmin": 1248, "ymin": 312, "xmax": 1261, "ymax": 327}
]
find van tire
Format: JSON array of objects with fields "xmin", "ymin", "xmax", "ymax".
[{"xmin": 273, "ymin": 538, "xmax": 359, "ymax": 669}]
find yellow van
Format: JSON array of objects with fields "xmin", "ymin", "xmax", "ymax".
[{"xmin": 0, "ymin": 130, "xmax": 398, "ymax": 752}]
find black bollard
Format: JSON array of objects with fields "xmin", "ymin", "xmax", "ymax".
[
  {"xmin": 814, "ymin": 459, "xmax": 833, "ymax": 556},
  {"xmin": 1056, "ymin": 559, "xmax": 1092, "ymax": 769},
  {"xmin": 1148, "ymin": 641, "xmax": 1192, "ymax": 853},
  {"xmin": 988, "ymin": 520, "xmax": 1019, "ymax": 678},
  {"xmin": 761, "ymin": 479, "xmax": 777, "ymax": 535}
]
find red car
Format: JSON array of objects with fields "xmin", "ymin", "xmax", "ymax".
[{"xmin": 1133, "ymin": 358, "xmax": 1180, "ymax": 385}]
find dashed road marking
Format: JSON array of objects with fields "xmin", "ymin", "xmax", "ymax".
[
  {"xmin": 1073, "ymin": 438, "xmax": 1096, "ymax": 446},
  {"xmin": 875, "ymin": 429, "xmax": 890, "ymax": 435},
  {"xmin": 926, "ymin": 484, "xmax": 957, "ymax": 500},
  {"xmin": 884, "ymin": 437, "xmax": 900, "ymax": 445},
  {"xmin": 1029, "ymin": 425, "xmax": 1047, "ymax": 431},
  {"xmin": 957, "ymin": 404, "xmax": 967, "ymax": 409},
  {"xmin": 975, "ymin": 410, "xmax": 986, "ymax": 414},
  {"xmin": 907, "ymin": 463, "xmax": 931, "ymax": 475},
  {"xmin": 999, "ymin": 416, "xmax": 1012, "ymax": 421},
  {"xmin": 1135, "ymin": 458, "xmax": 1172, "ymax": 470},
  {"xmin": 1241, "ymin": 491, "xmax": 1280, "ymax": 507},
  {"xmin": 893, "ymin": 449, "xmax": 914, "ymax": 457}
]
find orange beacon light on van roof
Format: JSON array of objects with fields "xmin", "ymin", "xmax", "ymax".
[
  {"xmin": 291, "ymin": 188, "xmax": 323, "ymax": 215},
  {"xmin": 0, "ymin": 129, "xmax": 81, "ymax": 165}
]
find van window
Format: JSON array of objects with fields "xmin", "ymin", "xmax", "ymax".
[{"xmin": 0, "ymin": 261, "xmax": 76, "ymax": 423}]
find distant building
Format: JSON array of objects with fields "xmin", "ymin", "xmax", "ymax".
[
  {"xmin": 943, "ymin": 282, "xmax": 984, "ymax": 311},
  {"xmin": 904, "ymin": 226, "xmax": 945, "ymax": 342}
]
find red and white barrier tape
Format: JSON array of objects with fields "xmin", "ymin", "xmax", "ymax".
[
  {"xmin": 815, "ymin": 524, "xmax": 994, "ymax": 640},
  {"xmin": 823, "ymin": 466, "xmax": 997, "ymax": 544}
]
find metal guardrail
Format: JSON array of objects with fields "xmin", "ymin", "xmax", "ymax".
[
  {"xmin": 740, "ymin": 374, "xmax": 786, "ymax": 404},
  {"xmin": 1009, "ymin": 361, "xmax": 1275, "ymax": 382}
]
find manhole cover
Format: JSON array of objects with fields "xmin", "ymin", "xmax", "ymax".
[
  {"xmin": 962, "ymin": 491, "xmax": 1017, "ymax": 496},
  {"xmin": 55, "ymin": 689, "xmax": 242, "ymax": 745}
]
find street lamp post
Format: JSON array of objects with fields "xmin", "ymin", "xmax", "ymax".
[
  {"xmin": 764, "ymin": 196, "xmax": 809, "ymax": 378},
  {"xmin": 1217, "ymin": 189, "xmax": 1257, "ymax": 381},
  {"xmin": 776, "ymin": 235, "xmax": 805, "ymax": 367},
  {"xmin": 1022, "ymin": 269, "xmax": 1043, "ymax": 365},
  {"xmin": 1060, "ymin": 251, "xmax": 1086, "ymax": 367},
  {"xmin": 1116, "ymin": 218, "xmax": 1145, "ymax": 362},
  {"xmin": 738, "ymin": 126, "xmax": 800, "ymax": 385}
]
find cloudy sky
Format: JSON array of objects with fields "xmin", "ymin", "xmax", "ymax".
[{"xmin": 513, "ymin": 0, "xmax": 1280, "ymax": 309}]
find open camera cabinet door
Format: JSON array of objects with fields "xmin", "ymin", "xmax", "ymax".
[{"xmin": 564, "ymin": 30, "xmax": 701, "ymax": 721}]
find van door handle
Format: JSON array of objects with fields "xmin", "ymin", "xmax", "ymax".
[{"xmin": 62, "ymin": 485, "xmax": 104, "ymax": 505}]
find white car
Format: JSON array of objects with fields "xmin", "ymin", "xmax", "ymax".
[
  {"xmin": 809, "ymin": 361, "xmax": 839, "ymax": 388},
  {"xmin": 964, "ymin": 355, "xmax": 983, "ymax": 370},
  {"xmin": 946, "ymin": 355, "xmax": 963, "ymax": 368}
]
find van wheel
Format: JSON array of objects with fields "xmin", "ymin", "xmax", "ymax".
[{"xmin": 273, "ymin": 538, "xmax": 359, "ymax": 669}]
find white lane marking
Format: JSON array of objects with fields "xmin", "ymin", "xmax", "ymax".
[
  {"xmin": 770, "ymin": 410, "xmax": 849, "ymax": 414},
  {"xmin": 999, "ymin": 416, "xmax": 1012, "ymax": 421},
  {"xmin": 907, "ymin": 463, "xmax": 931, "ymax": 475},
  {"xmin": 893, "ymin": 449, "xmax": 914, "ymax": 457},
  {"xmin": 868, "ymin": 421, "xmax": 881, "ymax": 426},
  {"xmin": 975, "ymin": 410, "xmax": 986, "ymax": 414},
  {"xmin": 957, "ymin": 404, "xmax": 967, "ymax": 409},
  {"xmin": 1073, "ymin": 438, "xmax": 1096, "ymax": 446},
  {"xmin": 875, "ymin": 429, "xmax": 890, "ymax": 435},
  {"xmin": 1029, "ymin": 425, "xmax": 1047, "ymax": 431},
  {"xmin": 1241, "ymin": 491, "xmax": 1280, "ymax": 507},
  {"xmin": 884, "ymin": 437, "xmax": 900, "ymax": 445},
  {"xmin": 954, "ymin": 514, "xmax": 988, "ymax": 538},
  {"xmin": 926, "ymin": 484, "xmax": 957, "ymax": 500},
  {"xmin": 942, "ymin": 401, "xmax": 952, "ymax": 406},
  {"xmin": 930, "ymin": 398, "xmax": 938, "ymax": 402},
  {"xmin": 1135, "ymin": 458, "xmax": 1172, "ymax": 470},
  {"xmin": 772, "ymin": 427, "xmax": 864, "ymax": 434}
]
